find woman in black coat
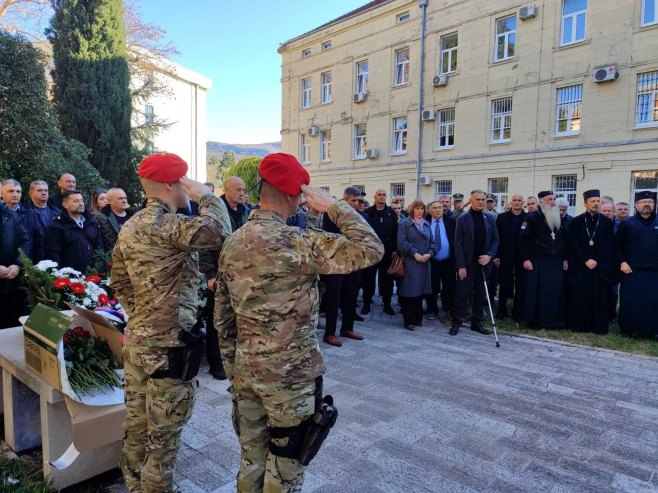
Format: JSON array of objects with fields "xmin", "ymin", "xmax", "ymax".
[{"xmin": 396, "ymin": 199, "xmax": 437, "ymax": 330}]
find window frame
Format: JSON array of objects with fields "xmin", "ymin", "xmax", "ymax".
[
  {"xmin": 561, "ymin": 0, "xmax": 587, "ymax": 46},
  {"xmin": 487, "ymin": 177, "xmax": 509, "ymax": 213},
  {"xmin": 494, "ymin": 15, "xmax": 517, "ymax": 62},
  {"xmin": 145, "ymin": 104, "xmax": 154, "ymax": 124},
  {"xmin": 440, "ymin": 33, "xmax": 458, "ymax": 75},
  {"xmin": 300, "ymin": 134, "xmax": 310, "ymax": 164},
  {"xmin": 393, "ymin": 48, "xmax": 410, "ymax": 86},
  {"xmin": 552, "ymin": 174, "xmax": 578, "ymax": 216},
  {"xmin": 392, "ymin": 117, "xmax": 408, "ymax": 154},
  {"xmin": 635, "ymin": 70, "xmax": 658, "ymax": 128},
  {"xmin": 301, "ymin": 78, "xmax": 312, "ymax": 109},
  {"xmin": 354, "ymin": 123, "xmax": 368, "ymax": 159},
  {"xmin": 321, "ymin": 72, "xmax": 332, "ymax": 104},
  {"xmin": 322, "ymin": 41, "xmax": 332, "ymax": 51},
  {"xmin": 642, "ymin": 0, "xmax": 658, "ymax": 26},
  {"xmin": 555, "ymin": 84, "xmax": 583, "ymax": 136},
  {"xmin": 320, "ymin": 130, "xmax": 331, "ymax": 162},
  {"xmin": 435, "ymin": 180, "xmax": 452, "ymax": 198},
  {"xmin": 302, "ymin": 48, "xmax": 312, "ymax": 58},
  {"xmin": 390, "ymin": 183, "xmax": 406, "ymax": 198},
  {"xmin": 396, "ymin": 12, "xmax": 410, "ymax": 23},
  {"xmin": 437, "ymin": 107, "xmax": 455, "ymax": 149},
  {"xmin": 490, "ymin": 97, "xmax": 513, "ymax": 144},
  {"xmin": 356, "ymin": 60, "xmax": 369, "ymax": 94}
]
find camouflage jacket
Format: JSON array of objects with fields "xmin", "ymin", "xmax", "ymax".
[
  {"xmin": 214, "ymin": 200, "xmax": 384, "ymax": 384},
  {"xmin": 112, "ymin": 195, "xmax": 227, "ymax": 347}
]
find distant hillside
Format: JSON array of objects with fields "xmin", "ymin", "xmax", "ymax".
[{"xmin": 207, "ymin": 141, "xmax": 281, "ymax": 160}]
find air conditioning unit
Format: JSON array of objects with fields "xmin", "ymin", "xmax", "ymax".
[
  {"xmin": 432, "ymin": 74, "xmax": 448, "ymax": 87},
  {"xmin": 422, "ymin": 109, "xmax": 436, "ymax": 121},
  {"xmin": 519, "ymin": 4, "xmax": 537, "ymax": 20},
  {"xmin": 419, "ymin": 175, "xmax": 433, "ymax": 186},
  {"xmin": 365, "ymin": 148, "xmax": 379, "ymax": 159},
  {"xmin": 307, "ymin": 126, "xmax": 319, "ymax": 136},
  {"xmin": 353, "ymin": 92, "xmax": 368, "ymax": 103},
  {"xmin": 593, "ymin": 65, "xmax": 618, "ymax": 83}
]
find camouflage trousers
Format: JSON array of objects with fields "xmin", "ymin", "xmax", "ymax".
[
  {"xmin": 121, "ymin": 345, "xmax": 196, "ymax": 493},
  {"xmin": 231, "ymin": 375, "xmax": 317, "ymax": 493}
]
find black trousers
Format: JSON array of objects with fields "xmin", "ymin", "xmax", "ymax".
[
  {"xmin": 399, "ymin": 296, "xmax": 423, "ymax": 326},
  {"xmin": 321, "ymin": 271, "xmax": 361, "ymax": 336},
  {"xmin": 203, "ymin": 290, "xmax": 224, "ymax": 373},
  {"xmin": 453, "ymin": 264, "xmax": 486, "ymax": 324},
  {"xmin": 0, "ymin": 289, "xmax": 26, "ymax": 329},
  {"xmin": 362, "ymin": 250, "xmax": 394, "ymax": 306},
  {"xmin": 499, "ymin": 261, "xmax": 523, "ymax": 317},
  {"xmin": 424, "ymin": 258, "xmax": 456, "ymax": 315}
]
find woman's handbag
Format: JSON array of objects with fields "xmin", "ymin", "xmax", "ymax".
[{"xmin": 387, "ymin": 251, "xmax": 405, "ymax": 277}]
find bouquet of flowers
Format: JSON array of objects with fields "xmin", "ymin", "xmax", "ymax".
[{"xmin": 63, "ymin": 325, "xmax": 121, "ymax": 397}]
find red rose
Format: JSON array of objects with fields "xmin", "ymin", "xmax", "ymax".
[
  {"xmin": 98, "ymin": 294, "xmax": 110, "ymax": 305},
  {"xmin": 85, "ymin": 275, "xmax": 102, "ymax": 284},
  {"xmin": 106, "ymin": 262, "xmax": 113, "ymax": 268},
  {"xmin": 69, "ymin": 282, "xmax": 86, "ymax": 295},
  {"xmin": 53, "ymin": 278, "xmax": 71, "ymax": 289}
]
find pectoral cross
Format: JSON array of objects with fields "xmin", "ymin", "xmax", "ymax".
[{"xmin": 550, "ymin": 231, "xmax": 556, "ymax": 240}]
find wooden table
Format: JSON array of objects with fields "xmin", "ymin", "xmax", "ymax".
[{"xmin": 0, "ymin": 326, "xmax": 122, "ymax": 490}]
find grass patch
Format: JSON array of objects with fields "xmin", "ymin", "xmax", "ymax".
[
  {"xmin": 0, "ymin": 452, "xmax": 50, "ymax": 493},
  {"xmin": 495, "ymin": 317, "xmax": 658, "ymax": 358}
]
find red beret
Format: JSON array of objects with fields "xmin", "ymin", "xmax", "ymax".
[
  {"xmin": 137, "ymin": 153, "xmax": 188, "ymax": 183},
  {"xmin": 258, "ymin": 153, "xmax": 309, "ymax": 196}
]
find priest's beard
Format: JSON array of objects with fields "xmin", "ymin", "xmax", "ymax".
[{"xmin": 541, "ymin": 203, "xmax": 562, "ymax": 232}]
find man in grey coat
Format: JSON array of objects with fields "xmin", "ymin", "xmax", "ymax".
[{"xmin": 451, "ymin": 190, "xmax": 500, "ymax": 336}]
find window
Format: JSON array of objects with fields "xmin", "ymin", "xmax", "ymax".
[
  {"xmin": 391, "ymin": 183, "xmax": 405, "ymax": 197},
  {"xmin": 440, "ymin": 33, "xmax": 458, "ymax": 74},
  {"xmin": 392, "ymin": 117, "xmax": 408, "ymax": 154},
  {"xmin": 491, "ymin": 97, "xmax": 513, "ymax": 143},
  {"xmin": 145, "ymin": 104, "xmax": 154, "ymax": 124},
  {"xmin": 321, "ymin": 72, "xmax": 332, "ymax": 104},
  {"xmin": 394, "ymin": 48, "xmax": 410, "ymax": 86},
  {"xmin": 437, "ymin": 107, "xmax": 455, "ymax": 149},
  {"xmin": 488, "ymin": 178, "xmax": 509, "ymax": 213},
  {"xmin": 396, "ymin": 12, "xmax": 410, "ymax": 23},
  {"xmin": 495, "ymin": 15, "xmax": 516, "ymax": 62},
  {"xmin": 556, "ymin": 85, "xmax": 583, "ymax": 136},
  {"xmin": 320, "ymin": 130, "xmax": 331, "ymax": 162},
  {"xmin": 322, "ymin": 41, "xmax": 332, "ymax": 50},
  {"xmin": 356, "ymin": 60, "xmax": 369, "ymax": 94},
  {"xmin": 636, "ymin": 71, "xmax": 658, "ymax": 127},
  {"xmin": 553, "ymin": 174, "xmax": 577, "ymax": 215},
  {"xmin": 561, "ymin": 0, "xmax": 587, "ymax": 46},
  {"xmin": 301, "ymin": 78, "xmax": 311, "ymax": 109},
  {"xmin": 632, "ymin": 171, "xmax": 658, "ymax": 206},
  {"xmin": 302, "ymin": 48, "xmax": 311, "ymax": 58},
  {"xmin": 300, "ymin": 134, "xmax": 310, "ymax": 164},
  {"xmin": 435, "ymin": 180, "xmax": 452, "ymax": 198},
  {"xmin": 643, "ymin": 0, "xmax": 658, "ymax": 26},
  {"xmin": 354, "ymin": 123, "xmax": 367, "ymax": 159}
]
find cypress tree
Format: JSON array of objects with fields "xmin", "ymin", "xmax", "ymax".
[{"xmin": 47, "ymin": 0, "xmax": 135, "ymax": 195}]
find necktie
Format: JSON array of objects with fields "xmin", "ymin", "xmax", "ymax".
[{"xmin": 434, "ymin": 221, "xmax": 441, "ymax": 250}]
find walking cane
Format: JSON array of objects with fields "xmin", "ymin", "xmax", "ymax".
[{"xmin": 482, "ymin": 265, "xmax": 501, "ymax": 348}]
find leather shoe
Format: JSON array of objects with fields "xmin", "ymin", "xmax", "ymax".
[
  {"xmin": 209, "ymin": 368, "xmax": 227, "ymax": 380},
  {"xmin": 323, "ymin": 335, "xmax": 343, "ymax": 347},
  {"xmin": 383, "ymin": 305, "xmax": 396, "ymax": 316},
  {"xmin": 340, "ymin": 330, "xmax": 364, "ymax": 340},
  {"xmin": 449, "ymin": 323, "xmax": 460, "ymax": 336},
  {"xmin": 405, "ymin": 325, "xmax": 416, "ymax": 331},
  {"xmin": 471, "ymin": 322, "xmax": 492, "ymax": 335},
  {"xmin": 354, "ymin": 314, "xmax": 365, "ymax": 322},
  {"xmin": 361, "ymin": 303, "xmax": 371, "ymax": 315}
]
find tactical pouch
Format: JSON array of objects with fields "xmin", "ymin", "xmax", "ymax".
[{"xmin": 178, "ymin": 322, "xmax": 207, "ymax": 381}]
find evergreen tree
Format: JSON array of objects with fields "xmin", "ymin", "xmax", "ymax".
[
  {"xmin": 225, "ymin": 157, "xmax": 261, "ymax": 204},
  {"xmin": 47, "ymin": 0, "xmax": 135, "ymax": 198}
]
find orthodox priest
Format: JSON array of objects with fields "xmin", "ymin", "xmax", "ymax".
[
  {"xmin": 517, "ymin": 190, "xmax": 568, "ymax": 328},
  {"xmin": 616, "ymin": 191, "xmax": 658, "ymax": 338},
  {"xmin": 566, "ymin": 190, "xmax": 614, "ymax": 334}
]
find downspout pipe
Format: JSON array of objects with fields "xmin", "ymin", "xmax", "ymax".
[{"xmin": 415, "ymin": 0, "xmax": 428, "ymax": 198}]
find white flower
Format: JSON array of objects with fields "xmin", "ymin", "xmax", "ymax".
[
  {"xmin": 82, "ymin": 297, "xmax": 92, "ymax": 307},
  {"xmin": 53, "ymin": 267, "xmax": 83, "ymax": 278},
  {"xmin": 35, "ymin": 260, "xmax": 58, "ymax": 271}
]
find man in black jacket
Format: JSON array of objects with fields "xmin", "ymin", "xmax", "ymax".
[
  {"xmin": 451, "ymin": 190, "xmax": 499, "ymax": 336},
  {"xmin": 23, "ymin": 181, "xmax": 60, "ymax": 250},
  {"xmin": 494, "ymin": 193, "xmax": 527, "ymax": 319},
  {"xmin": 362, "ymin": 189, "xmax": 398, "ymax": 315},
  {"xmin": 425, "ymin": 200, "xmax": 456, "ymax": 321},
  {"xmin": 44, "ymin": 190, "xmax": 104, "ymax": 272},
  {"xmin": 1, "ymin": 179, "xmax": 46, "ymax": 261},
  {"xmin": 95, "ymin": 188, "xmax": 134, "ymax": 252},
  {"xmin": 47, "ymin": 173, "xmax": 77, "ymax": 211},
  {"xmin": 0, "ymin": 203, "xmax": 30, "ymax": 328}
]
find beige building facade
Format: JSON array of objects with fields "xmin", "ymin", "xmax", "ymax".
[{"xmin": 279, "ymin": 0, "xmax": 658, "ymax": 214}]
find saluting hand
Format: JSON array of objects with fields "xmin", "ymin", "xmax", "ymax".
[
  {"xmin": 180, "ymin": 177, "xmax": 213, "ymax": 203},
  {"xmin": 301, "ymin": 185, "xmax": 337, "ymax": 213}
]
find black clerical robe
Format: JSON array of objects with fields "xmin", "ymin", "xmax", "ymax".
[{"xmin": 567, "ymin": 212, "xmax": 614, "ymax": 334}]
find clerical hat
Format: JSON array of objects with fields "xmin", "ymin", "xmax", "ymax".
[
  {"xmin": 537, "ymin": 190, "xmax": 554, "ymax": 199},
  {"xmin": 634, "ymin": 190, "xmax": 657, "ymax": 203},
  {"xmin": 583, "ymin": 189, "xmax": 600, "ymax": 200}
]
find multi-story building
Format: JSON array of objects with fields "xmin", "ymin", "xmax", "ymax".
[{"xmin": 279, "ymin": 0, "xmax": 658, "ymax": 213}]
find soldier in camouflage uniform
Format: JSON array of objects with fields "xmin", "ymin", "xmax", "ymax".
[
  {"xmin": 112, "ymin": 153, "xmax": 228, "ymax": 493},
  {"xmin": 214, "ymin": 153, "xmax": 383, "ymax": 493}
]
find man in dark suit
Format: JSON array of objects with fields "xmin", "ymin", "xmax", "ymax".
[
  {"xmin": 494, "ymin": 193, "xmax": 527, "ymax": 319},
  {"xmin": 424, "ymin": 200, "xmax": 456, "ymax": 321},
  {"xmin": 451, "ymin": 190, "xmax": 499, "ymax": 336}
]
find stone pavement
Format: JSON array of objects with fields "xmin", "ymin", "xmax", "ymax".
[{"xmin": 171, "ymin": 303, "xmax": 658, "ymax": 492}]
